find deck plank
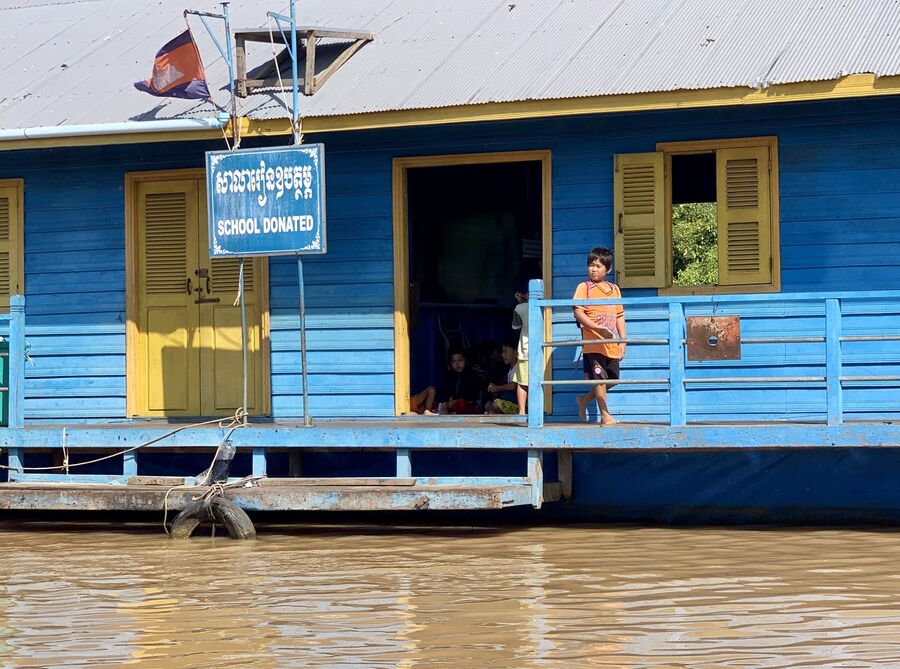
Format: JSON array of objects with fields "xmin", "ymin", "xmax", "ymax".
[{"xmin": 0, "ymin": 481, "xmax": 535, "ymax": 512}]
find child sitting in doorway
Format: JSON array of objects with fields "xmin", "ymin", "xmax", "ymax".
[
  {"xmin": 439, "ymin": 349, "xmax": 482, "ymax": 414},
  {"xmin": 486, "ymin": 338, "xmax": 520, "ymax": 414},
  {"xmin": 409, "ymin": 385, "xmax": 437, "ymax": 415}
]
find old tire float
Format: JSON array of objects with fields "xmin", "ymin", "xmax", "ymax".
[{"xmin": 169, "ymin": 496, "xmax": 256, "ymax": 540}]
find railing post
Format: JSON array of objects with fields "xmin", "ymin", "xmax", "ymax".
[
  {"xmin": 668, "ymin": 301, "xmax": 686, "ymax": 427},
  {"xmin": 8, "ymin": 295, "xmax": 24, "ymax": 429},
  {"xmin": 825, "ymin": 298, "xmax": 843, "ymax": 426},
  {"xmin": 527, "ymin": 279, "xmax": 545, "ymax": 428},
  {"xmin": 396, "ymin": 448, "xmax": 411, "ymax": 477}
]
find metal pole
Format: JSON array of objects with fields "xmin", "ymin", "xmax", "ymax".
[
  {"xmin": 221, "ymin": 2, "xmax": 239, "ymax": 143},
  {"xmin": 239, "ymin": 258, "xmax": 248, "ymax": 425},
  {"xmin": 298, "ymin": 255, "xmax": 310, "ymax": 425},
  {"xmin": 290, "ymin": 0, "xmax": 300, "ymax": 144}
]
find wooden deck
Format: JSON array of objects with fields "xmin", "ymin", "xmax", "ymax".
[{"xmin": 2, "ymin": 418, "xmax": 899, "ymax": 514}]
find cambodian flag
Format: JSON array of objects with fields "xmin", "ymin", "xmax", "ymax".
[{"xmin": 134, "ymin": 29, "xmax": 211, "ymax": 99}]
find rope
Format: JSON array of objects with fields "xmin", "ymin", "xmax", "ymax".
[
  {"xmin": 0, "ymin": 408, "xmax": 249, "ymax": 472},
  {"xmin": 62, "ymin": 427, "xmax": 69, "ymax": 475}
]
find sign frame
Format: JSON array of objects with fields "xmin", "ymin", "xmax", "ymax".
[{"xmin": 206, "ymin": 144, "xmax": 327, "ymax": 258}]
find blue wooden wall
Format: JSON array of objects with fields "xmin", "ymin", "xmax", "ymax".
[{"xmin": 1, "ymin": 95, "xmax": 899, "ymax": 421}]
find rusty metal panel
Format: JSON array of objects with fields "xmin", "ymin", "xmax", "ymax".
[{"xmin": 686, "ymin": 316, "xmax": 741, "ymax": 361}]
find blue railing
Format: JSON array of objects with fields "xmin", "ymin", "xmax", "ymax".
[
  {"xmin": 0, "ymin": 295, "xmax": 24, "ymax": 431},
  {"xmin": 527, "ymin": 280, "xmax": 900, "ymax": 428}
]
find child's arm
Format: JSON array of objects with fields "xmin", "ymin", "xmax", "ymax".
[
  {"xmin": 488, "ymin": 381, "xmax": 517, "ymax": 393},
  {"xmin": 616, "ymin": 312, "xmax": 627, "ymax": 357},
  {"xmin": 573, "ymin": 307, "xmax": 615, "ymax": 338}
]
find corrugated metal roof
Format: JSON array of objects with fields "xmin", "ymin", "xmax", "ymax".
[{"xmin": 2, "ymin": 0, "xmax": 900, "ymax": 130}]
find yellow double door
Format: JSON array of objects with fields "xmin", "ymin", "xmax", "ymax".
[{"xmin": 129, "ymin": 173, "xmax": 269, "ymax": 417}]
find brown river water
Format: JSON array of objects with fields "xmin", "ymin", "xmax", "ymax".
[{"xmin": 1, "ymin": 522, "xmax": 900, "ymax": 668}]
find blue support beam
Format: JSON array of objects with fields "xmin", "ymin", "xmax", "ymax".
[
  {"xmin": 528, "ymin": 448, "xmax": 543, "ymax": 508},
  {"xmin": 396, "ymin": 448, "xmax": 411, "ymax": 477},
  {"xmin": 252, "ymin": 447, "xmax": 267, "ymax": 477},
  {"xmin": 123, "ymin": 450, "xmax": 138, "ymax": 478}
]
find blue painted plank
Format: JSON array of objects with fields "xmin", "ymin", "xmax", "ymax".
[{"xmin": 4, "ymin": 423, "xmax": 900, "ymax": 451}]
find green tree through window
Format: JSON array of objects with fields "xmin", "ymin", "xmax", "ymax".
[{"xmin": 672, "ymin": 202, "xmax": 718, "ymax": 286}]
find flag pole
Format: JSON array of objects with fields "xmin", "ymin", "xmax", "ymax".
[
  {"xmin": 290, "ymin": 0, "xmax": 300, "ymax": 145},
  {"xmin": 186, "ymin": 5, "xmax": 239, "ymax": 145}
]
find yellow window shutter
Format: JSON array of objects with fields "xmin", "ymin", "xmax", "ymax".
[
  {"xmin": 0, "ymin": 182, "xmax": 23, "ymax": 307},
  {"xmin": 716, "ymin": 146, "xmax": 772, "ymax": 286},
  {"xmin": 614, "ymin": 152, "xmax": 665, "ymax": 288},
  {"xmin": 143, "ymin": 189, "xmax": 189, "ymax": 294}
]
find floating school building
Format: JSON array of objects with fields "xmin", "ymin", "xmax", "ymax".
[{"xmin": 1, "ymin": 0, "xmax": 900, "ymax": 524}]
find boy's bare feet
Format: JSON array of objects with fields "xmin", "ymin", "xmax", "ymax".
[
  {"xmin": 600, "ymin": 413, "xmax": 618, "ymax": 426},
  {"xmin": 576, "ymin": 395, "xmax": 588, "ymax": 422},
  {"xmin": 423, "ymin": 409, "xmax": 437, "ymax": 416}
]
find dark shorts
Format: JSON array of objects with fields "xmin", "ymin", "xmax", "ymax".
[{"xmin": 583, "ymin": 353, "xmax": 620, "ymax": 381}]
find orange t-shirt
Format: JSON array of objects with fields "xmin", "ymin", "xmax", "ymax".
[{"xmin": 573, "ymin": 280, "xmax": 624, "ymax": 359}]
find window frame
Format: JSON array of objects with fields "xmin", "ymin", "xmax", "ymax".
[
  {"xmin": 655, "ymin": 136, "xmax": 780, "ymax": 295},
  {"xmin": 0, "ymin": 178, "xmax": 24, "ymax": 309}
]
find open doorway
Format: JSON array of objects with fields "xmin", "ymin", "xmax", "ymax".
[{"xmin": 393, "ymin": 151, "xmax": 551, "ymax": 417}]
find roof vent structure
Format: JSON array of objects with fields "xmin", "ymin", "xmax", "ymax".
[{"xmin": 234, "ymin": 26, "xmax": 373, "ymax": 97}]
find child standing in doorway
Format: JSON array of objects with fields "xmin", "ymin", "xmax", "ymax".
[
  {"xmin": 511, "ymin": 281, "xmax": 531, "ymax": 415},
  {"xmin": 572, "ymin": 247, "xmax": 626, "ymax": 425}
]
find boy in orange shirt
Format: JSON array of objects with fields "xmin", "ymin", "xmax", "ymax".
[{"xmin": 572, "ymin": 247, "xmax": 626, "ymax": 425}]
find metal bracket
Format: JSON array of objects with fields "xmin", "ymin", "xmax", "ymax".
[{"xmin": 234, "ymin": 26, "xmax": 373, "ymax": 97}]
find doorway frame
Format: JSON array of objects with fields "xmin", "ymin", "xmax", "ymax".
[
  {"xmin": 124, "ymin": 168, "xmax": 272, "ymax": 418},
  {"xmin": 391, "ymin": 150, "xmax": 553, "ymax": 416}
]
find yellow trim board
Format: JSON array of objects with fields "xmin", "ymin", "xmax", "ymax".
[
  {"xmin": 392, "ymin": 150, "xmax": 553, "ymax": 416},
  {"xmin": 1, "ymin": 74, "xmax": 899, "ymax": 151},
  {"xmin": 302, "ymin": 74, "xmax": 900, "ymax": 134}
]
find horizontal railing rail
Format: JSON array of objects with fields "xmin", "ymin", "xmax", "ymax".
[{"xmin": 527, "ymin": 280, "xmax": 900, "ymax": 429}]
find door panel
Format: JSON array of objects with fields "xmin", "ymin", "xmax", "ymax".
[
  {"xmin": 145, "ymin": 306, "xmax": 195, "ymax": 412},
  {"xmin": 202, "ymin": 302, "xmax": 260, "ymax": 413},
  {"xmin": 137, "ymin": 180, "xmax": 201, "ymax": 416},
  {"xmin": 199, "ymin": 255, "xmax": 264, "ymax": 415}
]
